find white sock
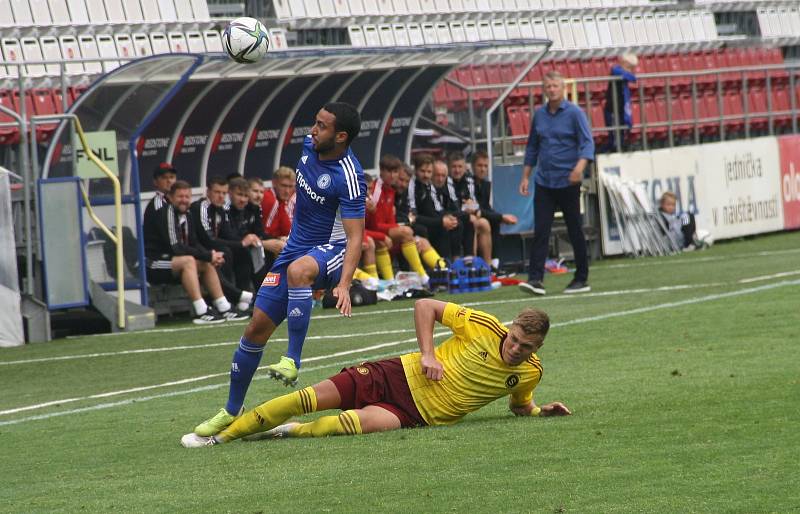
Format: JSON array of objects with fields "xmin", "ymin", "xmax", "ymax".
[
  {"xmin": 213, "ymin": 297, "xmax": 232, "ymax": 313},
  {"xmin": 193, "ymin": 299, "xmax": 208, "ymax": 316},
  {"xmin": 238, "ymin": 291, "xmax": 253, "ymax": 311},
  {"xmin": 491, "ymin": 258, "xmax": 500, "ymax": 269}
]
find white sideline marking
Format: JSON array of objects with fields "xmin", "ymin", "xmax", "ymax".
[
  {"xmin": 0, "ymin": 349, "xmax": 419, "ymax": 427},
  {"xmin": 737, "ymin": 270, "xmax": 800, "ymax": 283},
  {"xmin": 600, "ymin": 247, "xmax": 800, "ymax": 270},
  {"xmin": 4, "ymin": 270, "xmax": 792, "ymax": 366},
  {"xmin": 1, "ymin": 278, "xmax": 797, "ymax": 425},
  {"xmin": 0, "ymin": 328, "xmax": 418, "ymax": 366}
]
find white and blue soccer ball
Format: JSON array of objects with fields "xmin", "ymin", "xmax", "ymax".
[{"xmin": 223, "ymin": 17, "xmax": 270, "ymax": 64}]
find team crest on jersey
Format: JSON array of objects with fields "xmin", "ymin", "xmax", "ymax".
[
  {"xmin": 262, "ymin": 273, "xmax": 280, "ymax": 287},
  {"xmin": 478, "ymin": 351, "xmax": 488, "ymax": 361},
  {"xmin": 356, "ymin": 366, "xmax": 370, "ymax": 375},
  {"xmin": 505, "ymin": 374, "xmax": 520, "ymax": 388},
  {"xmin": 317, "ymin": 173, "xmax": 331, "ymax": 189}
]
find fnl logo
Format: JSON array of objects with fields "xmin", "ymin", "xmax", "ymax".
[{"xmin": 778, "ymin": 136, "xmax": 800, "ymax": 230}]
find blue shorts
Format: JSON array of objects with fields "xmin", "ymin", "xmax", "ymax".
[{"xmin": 254, "ymin": 243, "xmax": 346, "ymax": 326}]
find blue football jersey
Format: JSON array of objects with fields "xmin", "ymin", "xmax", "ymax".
[{"xmin": 284, "ymin": 136, "xmax": 366, "ymax": 251}]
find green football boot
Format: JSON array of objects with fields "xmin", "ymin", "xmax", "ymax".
[
  {"xmin": 193, "ymin": 407, "xmax": 241, "ymax": 437},
  {"xmin": 265, "ymin": 356, "xmax": 299, "ymax": 387}
]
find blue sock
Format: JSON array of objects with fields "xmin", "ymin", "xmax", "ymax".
[
  {"xmin": 286, "ymin": 287, "xmax": 313, "ymax": 368},
  {"xmin": 225, "ymin": 337, "xmax": 263, "ymax": 415}
]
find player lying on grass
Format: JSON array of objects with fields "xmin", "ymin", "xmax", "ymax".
[{"xmin": 181, "ymin": 299, "xmax": 570, "ymax": 447}]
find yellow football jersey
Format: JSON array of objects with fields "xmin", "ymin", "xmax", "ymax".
[{"xmin": 401, "ymin": 303, "xmax": 543, "ymax": 426}]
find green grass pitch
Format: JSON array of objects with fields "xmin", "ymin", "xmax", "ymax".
[{"xmin": 1, "ymin": 232, "xmax": 799, "ymax": 513}]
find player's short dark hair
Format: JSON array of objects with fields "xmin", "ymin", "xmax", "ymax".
[
  {"xmin": 153, "ymin": 162, "xmax": 177, "ymax": 179},
  {"xmin": 226, "ymin": 172, "xmax": 242, "ymax": 183},
  {"xmin": 413, "ymin": 152, "xmax": 434, "ymax": 169},
  {"xmin": 170, "ymin": 180, "xmax": 191, "ymax": 194},
  {"xmin": 228, "ymin": 177, "xmax": 249, "ymax": 193},
  {"xmin": 471, "ymin": 150, "xmax": 489, "ymax": 165},
  {"xmin": 379, "ymin": 154, "xmax": 403, "ymax": 172},
  {"xmin": 207, "ymin": 175, "xmax": 228, "ymax": 188},
  {"xmin": 322, "ymin": 102, "xmax": 361, "ymax": 146},
  {"xmin": 247, "ymin": 177, "xmax": 264, "ymax": 188},
  {"xmin": 447, "ymin": 151, "xmax": 466, "ymax": 165}
]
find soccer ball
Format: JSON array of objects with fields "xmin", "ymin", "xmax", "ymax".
[{"xmin": 223, "ymin": 17, "xmax": 270, "ymax": 64}]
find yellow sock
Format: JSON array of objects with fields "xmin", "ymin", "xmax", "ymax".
[
  {"xmin": 375, "ymin": 247, "xmax": 394, "ymax": 280},
  {"xmin": 217, "ymin": 387, "xmax": 317, "ymax": 442},
  {"xmin": 288, "ymin": 410, "xmax": 363, "ymax": 437},
  {"xmin": 401, "ymin": 241, "xmax": 428, "ymax": 277},
  {"xmin": 421, "ymin": 248, "xmax": 444, "ymax": 270},
  {"xmin": 353, "ymin": 268, "xmax": 372, "ymax": 281},
  {"xmin": 363, "ymin": 263, "xmax": 378, "ymax": 279}
]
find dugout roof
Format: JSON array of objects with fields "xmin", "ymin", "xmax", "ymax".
[{"xmin": 42, "ymin": 41, "xmax": 548, "ymax": 195}]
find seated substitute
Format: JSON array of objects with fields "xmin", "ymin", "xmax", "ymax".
[
  {"xmin": 181, "ymin": 298, "xmax": 571, "ymax": 447},
  {"xmin": 366, "ymin": 154, "xmax": 436, "ymax": 282},
  {"xmin": 144, "ymin": 181, "xmax": 237, "ymax": 325},
  {"xmin": 446, "ymin": 151, "xmax": 492, "ymax": 262},
  {"xmin": 190, "ymin": 176, "xmax": 252, "ymax": 317},
  {"xmin": 246, "ymin": 176, "xmax": 287, "ymax": 257},
  {"xmin": 471, "ymin": 150, "xmax": 518, "ymax": 271},
  {"xmin": 433, "ymin": 158, "xmax": 473, "ymax": 258},
  {"xmin": 409, "ymin": 153, "xmax": 462, "ymax": 260},
  {"xmin": 143, "ymin": 162, "xmax": 177, "ymax": 227},
  {"xmin": 261, "ymin": 166, "xmax": 296, "ymax": 239}
]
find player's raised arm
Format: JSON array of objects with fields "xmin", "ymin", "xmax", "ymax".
[
  {"xmin": 414, "ymin": 299, "xmax": 447, "ymax": 380},
  {"xmin": 332, "ymin": 217, "xmax": 364, "ymax": 317}
]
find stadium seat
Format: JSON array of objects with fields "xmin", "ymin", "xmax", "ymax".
[
  {"xmin": 124, "ymin": 0, "xmax": 145, "ymax": 22},
  {"xmin": 589, "ymin": 103, "xmax": 608, "ymax": 147},
  {"xmin": 78, "ymin": 34, "xmax": 102, "ymax": 73},
  {"xmin": 698, "ymin": 92, "xmax": 721, "ymax": 137},
  {"xmin": 772, "ymin": 85, "xmax": 793, "ymax": 129},
  {"xmin": 505, "ymin": 104, "xmax": 530, "ymax": 146},
  {"xmin": 140, "ymin": 0, "xmax": 162, "ymax": 22},
  {"xmin": 95, "ymin": 34, "xmax": 120, "ymax": 72},
  {"xmin": 20, "ymin": 37, "xmax": 47, "ymax": 77},
  {"xmin": 58, "ymin": 34, "xmax": 82, "ymax": 69},
  {"xmin": 132, "ymin": 33, "xmax": 154, "ymax": 57},
  {"xmin": 421, "ymin": 22, "xmax": 438, "ymax": 45},
  {"xmin": 463, "ymin": 20, "xmax": 480, "ymax": 43},
  {"xmin": 407, "ymin": 22, "xmax": 424, "ymax": 45},
  {"xmin": 39, "ymin": 36, "xmax": 64, "ymax": 76},
  {"xmin": 185, "ymin": 31, "xmax": 206, "ymax": 52},
  {"xmin": 0, "ymin": 0, "xmax": 15, "ymax": 27},
  {"xmin": 202, "ymin": 30, "xmax": 222, "ymax": 52},
  {"xmin": 378, "ymin": 24, "xmax": 396, "ymax": 47},
  {"xmin": 48, "ymin": 0, "xmax": 71, "ymax": 25},
  {"xmin": 190, "ymin": 0, "xmax": 210, "ymax": 20},
  {"xmin": 722, "ymin": 90, "xmax": 744, "ymax": 133},
  {"xmin": 149, "ymin": 32, "xmax": 170, "ymax": 54},
  {"xmin": 66, "ymin": 0, "xmax": 89, "ymax": 24},
  {"xmin": 0, "ymin": 89, "xmax": 20, "ymax": 145},
  {"xmin": 347, "ymin": 25, "xmax": 366, "ymax": 47},
  {"xmin": 167, "ymin": 32, "xmax": 188, "ymax": 52},
  {"xmin": 174, "ymin": 0, "xmax": 194, "ymax": 20},
  {"xmin": 10, "ymin": 0, "xmax": 33, "ymax": 25},
  {"xmin": 392, "ymin": 24, "xmax": 410, "ymax": 46},
  {"xmin": 85, "ymin": 0, "xmax": 109, "ymax": 23},
  {"xmin": 158, "ymin": 0, "xmax": 179, "ymax": 22},
  {"xmin": 104, "ymin": 0, "xmax": 127, "ymax": 23},
  {"xmin": 746, "ymin": 87, "xmax": 769, "ymax": 133},
  {"xmin": 363, "ymin": 25, "xmax": 380, "ymax": 47},
  {"xmin": 113, "ymin": 34, "xmax": 136, "ymax": 60},
  {"xmin": 449, "ymin": 21, "xmax": 467, "ymax": 43}
]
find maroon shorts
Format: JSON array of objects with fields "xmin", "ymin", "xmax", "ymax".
[{"xmin": 329, "ymin": 358, "xmax": 427, "ymax": 428}]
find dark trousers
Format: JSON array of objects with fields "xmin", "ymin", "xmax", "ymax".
[
  {"xmin": 218, "ymin": 247, "xmax": 243, "ymax": 302},
  {"xmin": 456, "ymin": 211, "xmax": 475, "ymax": 257},
  {"xmin": 528, "ymin": 183, "xmax": 588, "ymax": 283},
  {"xmin": 427, "ymin": 222, "xmax": 462, "ymax": 260}
]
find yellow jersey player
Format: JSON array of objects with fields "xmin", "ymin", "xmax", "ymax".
[{"xmin": 181, "ymin": 299, "xmax": 571, "ymax": 447}]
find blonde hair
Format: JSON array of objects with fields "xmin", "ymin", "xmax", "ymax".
[
  {"xmin": 621, "ymin": 53, "xmax": 639, "ymax": 67},
  {"xmin": 660, "ymin": 191, "xmax": 677, "ymax": 204},
  {"xmin": 513, "ymin": 308, "xmax": 550, "ymax": 338},
  {"xmin": 543, "ymin": 70, "xmax": 565, "ymax": 83},
  {"xmin": 273, "ymin": 166, "xmax": 296, "ymax": 182}
]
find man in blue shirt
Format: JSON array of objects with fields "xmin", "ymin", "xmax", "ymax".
[
  {"xmin": 192, "ymin": 102, "xmax": 367, "ymax": 437},
  {"xmin": 602, "ymin": 53, "xmax": 638, "ymax": 153},
  {"xmin": 518, "ymin": 71, "xmax": 595, "ymax": 296}
]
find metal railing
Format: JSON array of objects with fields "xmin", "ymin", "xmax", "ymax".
[{"xmin": 436, "ymin": 61, "xmax": 800, "ymax": 160}]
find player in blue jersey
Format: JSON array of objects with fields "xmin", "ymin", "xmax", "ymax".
[{"xmin": 193, "ymin": 102, "xmax": 366, "ymax": 437}]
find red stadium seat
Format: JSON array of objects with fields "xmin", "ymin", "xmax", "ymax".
[
  {"xmin": 746, "ymin": 88, "xmax": 769, "ymax": 132},
  {"xmin": 699, "ymin": 93, "xmax": 722, "ymax": 137},
  {"xmin": 723, "ymin": 91, "xmax": 744, "ymax": 133},
  {"xmin": 589, "ymin": 103, "xmax": 608, "ymax": 147},
  {"xmin": 0, "ymin": 90, "xmax": 20, "ymax": 145},
  {"xmin": 506, "ymin": 105, "xmax": 531, "ymax": 146},
  {"xmin": 772, "ymin": 86, "xmax": 793, "ymax": 129}
]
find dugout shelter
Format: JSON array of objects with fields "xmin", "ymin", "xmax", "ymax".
[{"xmin": 19, "ymin": 40, "xmax": 548, "ymax": 340}]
